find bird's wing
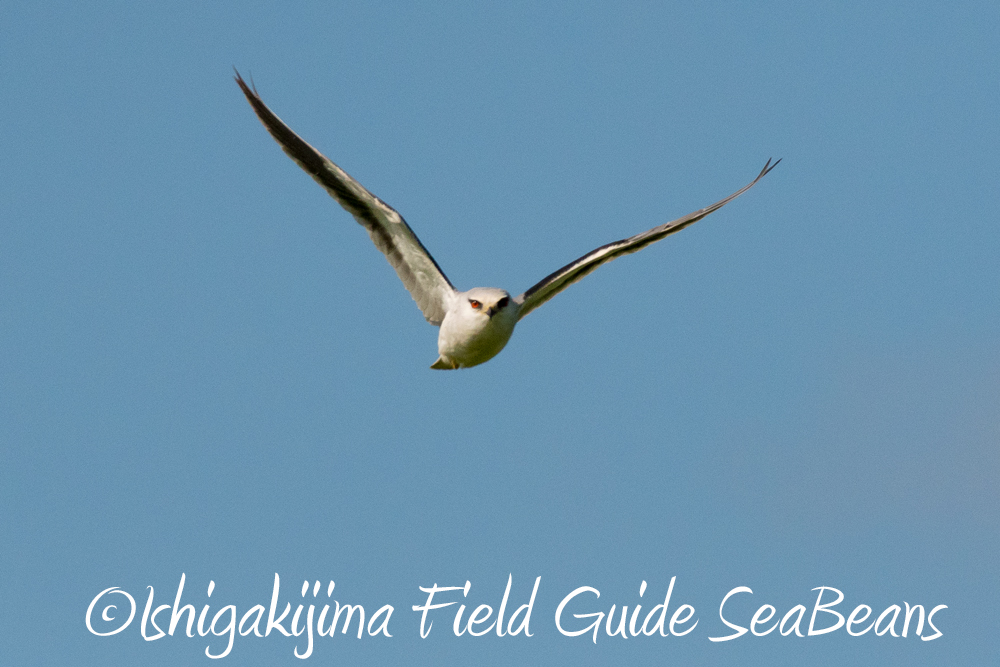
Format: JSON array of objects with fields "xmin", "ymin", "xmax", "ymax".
[
  {"xmin": 235, "ymin": 72, "xmax": 456, "ymax": 325},
  {"xmin": 514, "ymin": 159, "xmax": 779, "ymax": 320}
]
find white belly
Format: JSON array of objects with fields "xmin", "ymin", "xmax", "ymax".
[{"xmin": 437, "ymin": 309, "xmax": 517, "ymax": 368}]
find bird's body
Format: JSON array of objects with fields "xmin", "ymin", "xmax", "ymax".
[
  {"xmin": 434, "ymin": 288, "xmax": 519, "ymax": 369},
  {"xmin": 235, "ymin": 72, "xmax": 778, "ymax": 369}
]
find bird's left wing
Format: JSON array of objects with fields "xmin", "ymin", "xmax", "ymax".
[
  {"xmin": 235, "ymin": 72, "xmax": 456, "ymax": 325},
  {"xmin": 514, "ymin": 159, "xmax": 779, "ymax": 320}
]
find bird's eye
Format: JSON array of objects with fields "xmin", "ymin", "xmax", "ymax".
[
  {"xmin": 469, "ymin": 300, "xmax": 482, "ymax": 309},
  {"xmin": 497, "ymin": 296, "xmax": 509, "ymax": 309}
]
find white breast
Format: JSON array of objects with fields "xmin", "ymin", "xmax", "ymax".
[{"xmin": 436, "ymin": 293, "xmax": 519, "ymax": 368}]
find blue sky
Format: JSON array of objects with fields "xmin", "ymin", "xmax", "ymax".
[{"xmin": 2, "ymin": 1, "xmax": 997, "ymax": 665}]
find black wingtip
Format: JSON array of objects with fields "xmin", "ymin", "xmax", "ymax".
[
  {"xmin": 759, "ymin": 157, "xmax": 782, "ymax": 179},
  {"xmin": 232, "ymin": 68, "xmax": 258, "ymax": 96}
]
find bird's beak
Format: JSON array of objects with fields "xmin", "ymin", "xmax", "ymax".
[{"xmin": 486, "ymin": 306, "xmax": 497, "ymax": 318}]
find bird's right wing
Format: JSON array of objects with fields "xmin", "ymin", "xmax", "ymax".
[
  {"xmin": 235, "ymin": 72, "xmax": 456, "ymax": 325},
  {"xmin": 514, "ymin": 159, "xmax": 779, "ymax": 320}
]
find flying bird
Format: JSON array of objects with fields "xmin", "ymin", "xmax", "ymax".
[{"xmin": 235, "ymin": 72, "xmax": 778, "ymax": 369}]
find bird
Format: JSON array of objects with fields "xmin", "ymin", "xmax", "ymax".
[{"xmin": 235, "ymin": 72, "xmax": 779, "ymax": 370}]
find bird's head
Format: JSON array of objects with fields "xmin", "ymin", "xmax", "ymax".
[{"xmin": 464, "ymin": 288, "xmax": 513, "ymax": 319}]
